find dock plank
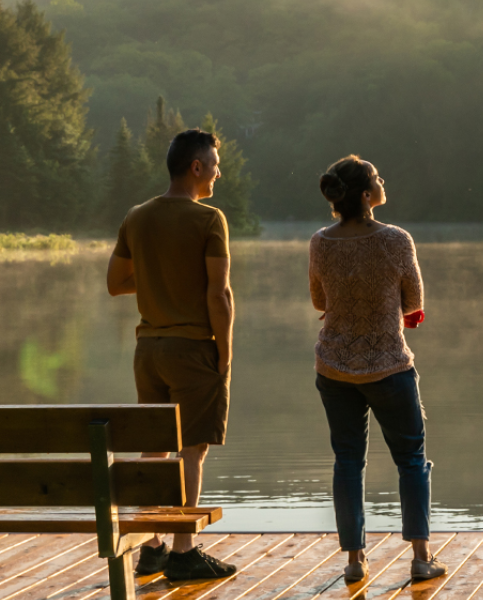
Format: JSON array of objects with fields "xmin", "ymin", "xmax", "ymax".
[
  {"xmin": 434, "ymin": 545, "xmax": 483, "ymax": 600},
  {"xmin": 468, "ymin": 581, "xmax": 483, "ymax": 600},
  {"xmin": 318, "ymin": 533, "xmax": 412, "ymax": 598},
  {"xmin": 275, "ymin": 533, "xmax": 388, "ymax": 600},
  {"xmin": 0, "ymin": 534, "xmax": 39, "ymax": 557},
  {"xmin": 0, "ymin": 534, "xmax": 96, "ymax": 589},
  {"xmin": 193, "ymin": 533, "xmax": 323, "ymax": 600},
  {"xmin": 0, "ymin": 535, "xmax": 97, "ymax": 600},
  {"xmin": 10, "ymin": 546, "xmax": 106, "ymax": 600},
  {"xmin": 233, "ymin": 534, "xmax": 342, "ymax": 600},
  {"xmin": 361, "ymin": 532, "xmax": 454, "ymax": 600},
  {"xmin": 1, "ymin": 531, "xmax": 483, "ymax": 600},
  {"xmin": 138, "ymin": 533, "xmax": 294, "ymax": 600},
  {"xmin": 394, "ymin": 532, "xmax": 483, "ymax": 600}
]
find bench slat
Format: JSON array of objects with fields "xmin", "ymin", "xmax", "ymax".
[
  {"xmin": 0, "ymin": 511, "xmax": 215, "ymax": 534},
  {"xmin": 0, "ymin": 405, "xmax": 182, "ymax": 453},
  {"xmin": 0, "ymin": 458, "xmax": 185, "ymax": 507},
  {"xmin": 0, "ymin": 506, "xmax": 222, "ymax": 520}
]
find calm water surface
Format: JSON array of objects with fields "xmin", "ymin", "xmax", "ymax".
[{"xmin": 2, "ymin": 226, "xmax": 483, "ymax": 531}]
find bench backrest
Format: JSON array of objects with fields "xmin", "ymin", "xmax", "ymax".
[
  {"xmin": 0, "ymin": 405, "xmax": 181, "ymax": 453},
  {"xmin": 0, "ymin": 405, "xmax": 185, "ymax": 508}
]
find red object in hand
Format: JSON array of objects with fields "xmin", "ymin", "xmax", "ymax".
[{"xmin": 404, "ymin": 310, "xmax": 425, "ymax": 329}]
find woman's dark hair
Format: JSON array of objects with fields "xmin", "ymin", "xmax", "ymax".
[
  {"xmin": 167, "ymin": 128, "xmax": 220, "ymax": 179},
  {"xmin": 320, "ymin": 154, "xmax": 375, "ymax": 221}
]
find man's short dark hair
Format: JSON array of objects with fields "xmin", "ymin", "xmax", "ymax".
[{"xmin": 167, "ymin": 129, "xmax": 220, "ymax": 179}]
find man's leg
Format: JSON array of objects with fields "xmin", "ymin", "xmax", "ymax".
[
  {"xmin": 140, "ymin": 444, "xmax": 209, "ymax": 551},
  {"xmin": 164, "ymin": 437, "xmax": 235, "ymax": 580},
  {"xmin": 140, "ymin": 452, "xmax": 171, "ymax": 549},
  {"xmin": 141, "ymin": 338, "xmax": 235, "ymax": 579},
  {"xmin": 172, "ymin": 443, "xmax": 209, "ymax": 552}
]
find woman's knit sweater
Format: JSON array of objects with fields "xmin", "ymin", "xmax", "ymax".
[{"xmin": 309, "ymin": 225, "xmax": 423, "ymax": 383}]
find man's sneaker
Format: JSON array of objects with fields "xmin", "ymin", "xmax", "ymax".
[
  {"xmin": 164, "ymin": 545, "xmax": 237, "ymax": 581},
  {"xmin": 411, "ymin": 555, "xmax": 448, "ymax": 580},
  {"xmin": 344, "ymin": 559, "xmax": 369, "ymax": 581},
  {"xmin": 135, "ymin": 542, "xmax": 171, "ymax": 575}
]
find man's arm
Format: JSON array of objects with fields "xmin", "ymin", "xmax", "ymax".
[
  {"xmin": 206, "ymin": 256, "xmax": 234, "ymax": 375},
  {"xmin": 107, "ymin": 253, "xmax": 136, "ymax": 296}
]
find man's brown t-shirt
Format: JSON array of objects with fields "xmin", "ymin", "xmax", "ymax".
[{"xmin": 113, "ymin": 196, "xmax": 230, "ymax": 340}]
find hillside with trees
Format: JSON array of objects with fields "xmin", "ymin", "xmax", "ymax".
[
  {"xmin": 0, "ymin": 0, "xmax": 95, "ymax": 230},
  {"xmin": 0, "ymin": 0, "xmax": 259, "ymax": 233},
  {"xmin": 2, "ymin": 0, "xmax": 483, "ymax": 225}
]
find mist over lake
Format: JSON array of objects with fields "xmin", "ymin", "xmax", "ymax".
[{"xmin": 2, "ymin": 224, "xmax": 483, "ymax": 531}]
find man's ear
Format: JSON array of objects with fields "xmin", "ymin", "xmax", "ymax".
[{"xmin": 190, "ymin": 159, "xmax": 202, "ymax": 178}]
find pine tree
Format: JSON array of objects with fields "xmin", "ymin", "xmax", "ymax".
[
  {"xmin": 144, "ymin": 96, "xmax": 186, "ymax": 194},
  {"xmin": 201, "ymin": 113, "xmax": 259, "ymax": 235},
  {"xmin": 0, "ymin": 0, "xmax": 94, "ymax": 230},
  {"xmin": 145, "ymin": 96, "xmax": 171, "ymax": 170},
  {"xmin": 104, "ymin": 118, "xmax": 134, "ymax": 230},
  {"xmin": 131, "ymin": 140, "xmax": 154, "ymax": 205}
]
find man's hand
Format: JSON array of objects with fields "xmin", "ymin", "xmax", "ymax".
[
  {"xmin": 107, "ymin": 254, "xmax": 136, "ymax": 296},
  {"xmin": 206, "ymin": 256, "xmax": 234, "ymax": 374}
]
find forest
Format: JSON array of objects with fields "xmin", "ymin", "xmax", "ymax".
[{"xmin": 2, "ymin": 0, "xmax": 483, "ymax": 231}]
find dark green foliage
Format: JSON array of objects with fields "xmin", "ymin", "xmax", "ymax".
[
  {"xmin": 102, "ymin": 99, "xmax": 256, "ymax": 235},
  {"xmin": 145, "ymin": 96, "xmax": 185, "ymax": 194},
  {"xmin": 202, "ymin": 113, "xmax": 259, "ymax": 236},
  {"xmin": 103, "ymin": 118, "xmax": 134, "ymax": 229},
  {"xmin": 41, "ymin": 0, "xmax": 483, "ymax": 222},
  {"xmin": 0, "ymin": 0, "xmax": 95, "ymax": 230}
]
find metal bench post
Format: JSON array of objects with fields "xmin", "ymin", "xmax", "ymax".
[
  {"xmin": 90, "ymin": 419, "xmax": 136, "ymax": 600},
  {"xmin": 89, "ymin": 419, "xmax": 120, "ymax": 557},
  {"xmin": 108, "ymin": 553, "xmax": 136, "ymax": 600}
]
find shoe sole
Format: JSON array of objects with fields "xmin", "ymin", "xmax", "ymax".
[
  {"xmin": 165, "ymin": 569, "xmax": 236, "ymax": 581},
  {"xmin": 135, "ymin": 559, "xmax": 169, "ymax": 575},
  {"xmin": 412, "ymin": 572, "xmax": 447, "ymax": 580},
  {"xmin": 135, "ymin": 566, "xmax": 167, "ymax": 575}
]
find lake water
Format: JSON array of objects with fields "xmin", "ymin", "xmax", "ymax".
[{"xmin": 2, "ymin": 223, "xmax": 483, "ymax": 532}]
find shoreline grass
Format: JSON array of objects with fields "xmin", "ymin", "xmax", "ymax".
[{"xmin": 0, "ymin": 233, "xmax": 78, "ymax": 251}]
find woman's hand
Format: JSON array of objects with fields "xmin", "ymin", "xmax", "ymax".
[{"xmin": 404, "ymin": 310, "xmax": 425, "ymax": 328}]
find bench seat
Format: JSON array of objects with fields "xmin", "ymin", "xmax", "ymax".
[
  {"xmin": 0, "ymin": 506, "xmax": 222, "ymax": 534},
  {"xmin": 0, "ymin": 405, "xmax": 221, "ymax": 600}
]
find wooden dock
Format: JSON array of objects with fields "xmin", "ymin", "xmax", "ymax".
[{"xmin": 0, "ymin": 531, "xmax": 482, "ymax": 600}]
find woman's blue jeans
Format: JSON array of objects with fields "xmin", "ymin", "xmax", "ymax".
[{"xmin": 316, "ymin": 367, "xmax": 431, "ymax": 551}]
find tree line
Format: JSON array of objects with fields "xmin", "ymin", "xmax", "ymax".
[
  {"xmin": 0, "ymin": 1, "xmax": 259, "ymax": 234},
  {"xmin": 34, "ymin": 0, "xmax": 483, "ymax": 223},
  {"xmin": 3, "ymin": 0, "xmax": 483, "ymax": 226}
]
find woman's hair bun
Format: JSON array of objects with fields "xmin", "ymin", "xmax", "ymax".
[{"xmin": 320, "ymin": 173, "xmax": 348, "ymax": 201}]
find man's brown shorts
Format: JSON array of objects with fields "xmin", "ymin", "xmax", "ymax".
[{"xmin": 134, "ymin": 337, "xmax": 230, "ymax": 447}]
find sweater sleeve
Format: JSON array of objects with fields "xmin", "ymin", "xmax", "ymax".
[
  {"xmin": 309, "ymin": 234, "xmax": 326, "ymax": 312},
  {"xmin": 400, "ymin": 231, "xmax": 424, "ymax": 315}
]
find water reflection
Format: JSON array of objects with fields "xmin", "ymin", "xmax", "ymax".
[{"xmin": 1, "ymin": 236, "xmax": 483, "ymax": 530}]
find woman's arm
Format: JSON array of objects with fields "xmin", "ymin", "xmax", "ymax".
[
  {"xmin": 400, "ymin": 233, "xmax": 424, "ymax": 315},
  {"xmin": 309, "ymin": 235, "xmax": 326, "ymax": 312}
]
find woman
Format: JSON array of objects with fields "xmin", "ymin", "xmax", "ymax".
[{"xmin": 309, "ymin": 155, "xmax": 447, "ymax": 582}]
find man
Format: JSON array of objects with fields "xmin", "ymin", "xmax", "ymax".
[{"xmin": 107, "ymin": 129, "xmax": 235, "ymax": 580}]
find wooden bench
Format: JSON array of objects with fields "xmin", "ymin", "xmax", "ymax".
[{"xmin": 0, "ymin": 404, "xmax": 222, "ymax": 600}]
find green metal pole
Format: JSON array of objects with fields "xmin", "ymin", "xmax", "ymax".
[{"xmin": 89, "ymin": 420, "xmax": 120, "ymax": 558}]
